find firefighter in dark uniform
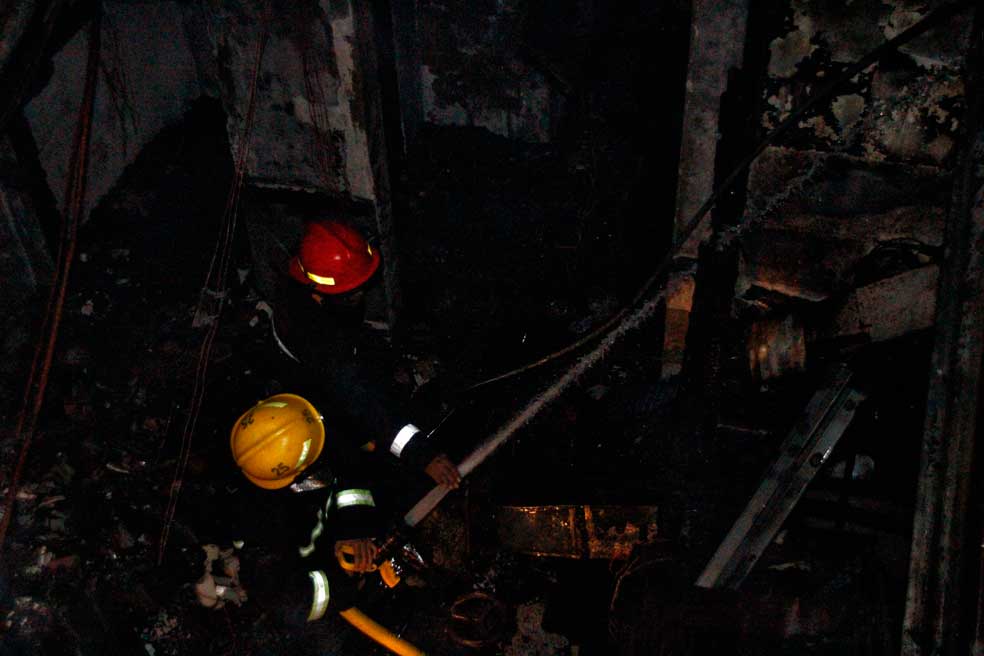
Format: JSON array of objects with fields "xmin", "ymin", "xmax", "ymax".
[
  {"xmin": 226, "ymin": 393, "xmax": 392, "ymax": 624},
  {"xmin": 198, "ymin": 220, "xmax": 461, "ymax": 641},
  {"xmin": 238, "ymin": 218, "xmax": 460, "ymax": 625},
  {"xmin": 268, "ymin": 218, "xmax": 460, "ymax": 494}
]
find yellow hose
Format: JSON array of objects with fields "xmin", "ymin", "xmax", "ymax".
[{"xmin": 339, "ymin": 607, "xmax": 426, "ymax": 656}]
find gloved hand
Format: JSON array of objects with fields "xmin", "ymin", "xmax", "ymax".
[
  {"xmin": 424, "ymin": 453, "xmax": 461, "ymax": 489},
  {"xmin": 335, "ymin": 538, "xmax": 378, "ymax": 573}
]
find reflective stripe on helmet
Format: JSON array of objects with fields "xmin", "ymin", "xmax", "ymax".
[
  {"xmin": 294, "ymin": 439, "xmax": 312, "ymax": 470},
  {"xmin": 307, "ymin": 570, "xmax": 330, "ymax": 621},
  {"xmin": 299, "ymin": 508, "xmax": 324, "ymax": 558},
  {"xmin": 390, "ymin": 424, "xmax": 421, "ymax": 458},
  {"xmin": 335, "ymin": 489, "xmax": 375, "ymax": 509},
  {"xmin": 306, "ymin": 271, "xmax": 336, "ymax": 286},
  {"xmin": 297, "ymin": 259, "xmax": 336, "ymax": 287}
]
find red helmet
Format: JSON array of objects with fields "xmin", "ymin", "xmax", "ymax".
[{"xmin": 288, "ymin": 220, "xmax": 381, "ymax": 294}]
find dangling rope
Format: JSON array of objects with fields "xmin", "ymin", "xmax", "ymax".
[
  {"xmin": 0, "ymin": 13, "xmax": 102, "ymax": 555},
  {"xmin": 157, "ymin": 1, "xmax": 272, "ymax": 564}
]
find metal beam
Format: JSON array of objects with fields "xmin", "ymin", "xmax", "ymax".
[
  {"xmin": 902, "ymin": 4, "xmax": 984, "ymax": 651},
  {"xmin": 673, "ymin": 0, "xmax": 750, "ymax": 256},
  {"xmin": 902, "ymin": 191, "xmax": 984, "ymax": 656},
  {"xmin": 696, "ymin": 364, "xmax": 864, "ymax": 589}
]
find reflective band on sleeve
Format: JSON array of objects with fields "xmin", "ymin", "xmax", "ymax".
[
  {"xmin": 307, "ymin": 570, "xmax": 330, "ymax": 622},
  {"xmin": 335, "ymin": 489, "xmax": 375, "ymax": 509},
  {"xmin": 390, "ymin": 424, "xmax": 421, "ymax": 458}
]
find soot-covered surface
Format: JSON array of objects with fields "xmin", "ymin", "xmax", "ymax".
[
  {"xmin": 0, "ymin": 55, "xmax": 941, "ymax": 656},
  {"xmin": 0, "ymin": 97, "xmax": 679, "ymax": 655}
]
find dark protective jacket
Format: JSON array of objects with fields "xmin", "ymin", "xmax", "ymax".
[
  {"xmin": 256, "ymin": 282, "xmax": 439, "ymax": 623},
  {"xmin": 268, "ymin": 282, "xmax": 438, "ymax": 472},
  {"xmin": 231, "ymin": 436, "xmax": 385, "ymax": 623}
]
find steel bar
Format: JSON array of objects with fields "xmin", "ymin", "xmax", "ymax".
[
  {"xmin": 903, "ymin": 191, "xmax": 984, "ymax": 656},
  {"xmin": 902, "ymin": 6, "xmax": 984, "ymax": 652},
  {"xmin": 696, "ymin": 364, "xmax": 864, "ymax": 589}
]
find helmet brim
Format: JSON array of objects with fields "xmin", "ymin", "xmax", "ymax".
[{"xmin": 241, "ymin": 469, "xmax": 295, "ymax": 490}]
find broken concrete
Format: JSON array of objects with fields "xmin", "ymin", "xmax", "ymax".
[
  {"xmin": 202, "ymin": 0, "xmax": 399, "ymax": 326},
  {"xmin": 24, "ymin": 2, "xmax": 203, "ymax": 221},
  {"xmin": 820, "ymin": 265, "xmax": 938, "ymax": 344},
  {"xmin": 737, "ymin": 146, "xmax": 945, "ymax": 302},
  {"xmin": 201, "ymin": 0, "xmax": 379, "ymax": 199},
  {"xmin": 0, "ymin": 1, "xmax": 979, "ymax": 654},
  {"xmin": 416, "ymin": 0, "xmax": 553, "ymax": 143},
  {"xmin": 746, "ymin": 147, "xmax": 947, "ymax": 227},
  {"xmin": 504, "ymin": 601, "xmax": 570, "ymax": 656}
]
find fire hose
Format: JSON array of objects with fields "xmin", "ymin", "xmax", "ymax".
[{"xmin": 339, "ymin": 607, "xmax": 426, "ymax": 656}]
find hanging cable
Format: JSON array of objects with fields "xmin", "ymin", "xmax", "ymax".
[
  {"xmin": 0, "ymin": 11, "xmax": 102, "ymax": 555},
  {"xmin": 157, "ymin": 1, "xmax": 272, "ymax": 564},
  {"xmin": 460, "ymin": 0, "xmax": 975, "ymax": 396}
]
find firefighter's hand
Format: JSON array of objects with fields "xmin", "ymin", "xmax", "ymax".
[
  {"xmin": 425, "ymin": 453, "xmax": 461, "ymax": 489},
  {"xmin": 335, "ymin": 539, "xmax": 378, "ymax": 573}
]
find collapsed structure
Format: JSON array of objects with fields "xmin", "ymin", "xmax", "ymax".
[{"xmin": 0, "ymin": 1, "xmax": 982, "ymax": 654}]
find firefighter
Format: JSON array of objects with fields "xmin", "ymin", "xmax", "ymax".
[
  {"xmin": 267, "ymin": 218, "xmax": 460, "ymax": 490},
  {"xmin": 223, "ymin": 393, "xmax": 385, "ymax": 623}
]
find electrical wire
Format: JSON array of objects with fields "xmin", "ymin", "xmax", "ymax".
[
  {"xmin": 460, "ymin": 0, "xmax": 975, "ymax": 397},
  {"xmin": 0, "ymin": 12, "xmax": 101, "ymax": 555},
  {"xmin": 157, "ymin": 1, "xmax": 272, "ymax": 564}
]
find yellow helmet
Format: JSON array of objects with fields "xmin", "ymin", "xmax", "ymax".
[{"xmin": 230, "ymin": 394, "xmax": 325, "ymax": 490}]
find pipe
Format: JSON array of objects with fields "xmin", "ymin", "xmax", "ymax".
[
  {"xmin": 404, "ymin": 293, "xmax": 665, "ymax": 528},
  {"xmin": 339, "ymin": 607, "xmax": 426, "ymax": 656}
]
